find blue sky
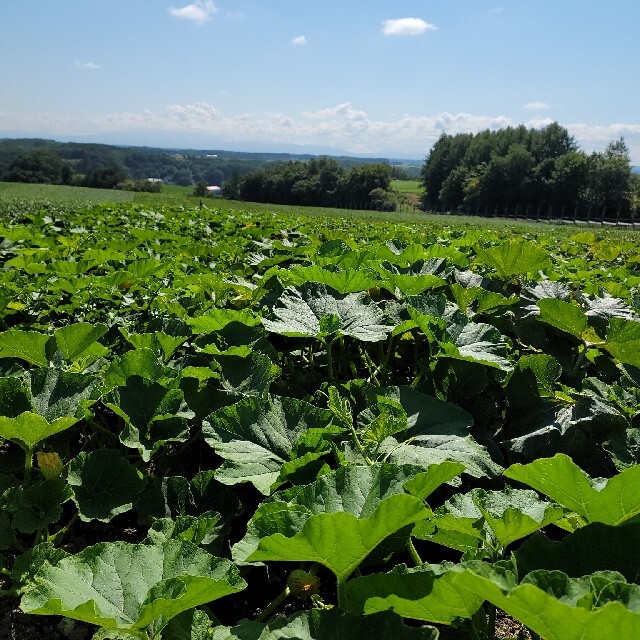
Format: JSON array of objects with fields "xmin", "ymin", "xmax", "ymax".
[{"xmin": 1, "ymin": 1, "xmax": 639, "ymax": 161}]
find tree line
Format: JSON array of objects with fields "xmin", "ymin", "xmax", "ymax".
[
  {"xmin": 0, "ymin": 139, "xmax": 413, "ymax": 192},
  {"xmin": 421, "ymin": 123, "xmax": 639, "ymax": 220},
  {"xmin": 222, "ymin": 157, "xmax": 399, "ymax": 210}
]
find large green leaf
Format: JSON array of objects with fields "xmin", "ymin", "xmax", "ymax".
[
  {"xmin": 455, "ymin": 563, "xmax": 640, "ymax": 640},
  {"xmin": 475, "ymin": 240, "xmax": 550, "ymax": 278},
  {"xmin": 105, "ymin": 376, "xmax": 193, "ymax": 461},
  {"xmin": 214, "ymin": 352, "xmax": 281, "ymax": 397},
  {"xmin": 28, "ymin": 368, "xmax": 98, "ymax": 421},
  {"xmin": 187, "ymin": 308, "xmax": 262, "ymax": 335},
  {"xmin": 380, "ymin": 433, "xmax": 501, "ymax": 479},
  {"xmin": 0, "ymin": 329, "xmax": 51, "ymax": 367},
  {"xmin": 345, "ymin": 562, "xmax": 483, "ymax": 623},
  {"xmin": 442, "ymin": 321, "xmax": 512, "ymax": 371},
  {"xmin": 514, "ymin": 523, "xmax": 640, "ymax": 584},
  {"xmin": 2, "ymin": 477, "xmax": 72, "ymax": 534},
  {"xmin": 262, "ymin": 283, "xmax": 392, "ymax": 341},
  {"xmin": 20, "ymin": 541, "xmax": 246, "ymax": 639},
  {"xmin": 0, "ymin": 412, "xmax": 78, "ymax": 450},
  {"xmin": 101, "ymin": 349, "xmax": 174, "ymax": 393},
  {"xmin": 504, "ymin": 454, "xmax": 640, "ymax": 526},
  {"xmin": 247, "ymin": 493, "xmax": 429, "ymax": 582},
  {"xmin": 605, "ymin": 318, "xmax": 640, "ymax": 367},
  {"xmin": 287, "ymin": 265, "xmax": 381, "ymax": 294},
  {"xmin": 536, "ymin": 299, "xmax": 589, "ymax": 339},
  {"xmin": 211, "ymin": 609, "xmax": 438, "ymax": 640},
  {"xmin": 67, "ymin": 450, "xmax": 146, "ymax": 523},
  {"xmin": 122, "ymin": 331, "xmax": 188, "ymax": 363},
  {"xmin": 413, "ymin": 486, "xmax": 566, "ymax": 556},
  {"xmin": 233, "ymin": 462, "xmax": 458, "ymax": 563},
  {"xmin": 202, "ymin": 395, "xmax": 333, "ymax": 494},
  {"xmin": 54, "ymin": 322, "xmax": 109, "ymax": 363}
]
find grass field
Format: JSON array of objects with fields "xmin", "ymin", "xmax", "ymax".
[
  {"xmin": 391, "ymin": 179, "xmax": 424, "ymax": 196},
  {"xmin": 0, "ymin": 181, "xmax": 636, "ymax": 238}
]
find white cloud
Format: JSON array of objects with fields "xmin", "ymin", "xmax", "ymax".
[
  {"xmin": 291, "ymin": 35, "xmax": 307, "ymax": 46},
  {"xmin": 74, "ymin": 60, "xmax": 100, "ymax": 71},
  {"xmin": 382, "ymin": 18, "xmax": 436, "ymax": 37},
  {"xmin": 488, "ymin": 8, "xmax": 504, "ymax": 15},
  {"xmin": 2, "ymin": 103, "xmax": 640, "ymax": 163},
  {"xmin": 168, "ymin": 1, "xmax": 217, "ymax": 25},
  {"xmin": 525, "ymin": 101, "xmax": 551, "ymax": 110}
]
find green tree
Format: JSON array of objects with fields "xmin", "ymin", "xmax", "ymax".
[
  {"xmin": 5, "ymin": 149, "xmax": 63, "ymax": 184},
  {"xmin": 194, "ymin": 180, "xmax": 208, "ymax": 197},
  {"xmin": 587, "ymin": 138, "xmax": 632, "ymax": 218}
]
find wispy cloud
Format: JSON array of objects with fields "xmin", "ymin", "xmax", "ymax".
[
  {"xmin": 291, "ymin": 35, "xmax": 307, "ymax": 46},
  {"xmin": 74, "ymin": 60, "xmax": 100, "ymax": 71},
  {"xmin": 168, "ymin": 1, "xmax": 217, "ymax": 25},
  {"xmin": 382, "ymin": 18, "xmax": 436, "ymax": 37},
  {"xmin": 524, "ymin": 101, "xmax": 551, "ymax": 110},
  {"xmin": 488, "ymin": 8, "xmax": 504, "ymax": 15}
]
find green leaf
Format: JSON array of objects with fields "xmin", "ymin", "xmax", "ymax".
[
  {"xmin": 262, "ymin": 283, "xmax": 392, "ymax": 341},
  {"xmin": 514, "ymin": 523, "xmax": 640, "ymax": 584},
  {"xmin": 212, "ymin": 609, "xmax": 438, "ymax": 640},
  {"xmin": 102, "ymin": 349, "xmax": 174, "ymax": 393},
  {"xmin": 54, "ymin": 322, "xmax": 109, "ymax": 362},
  {"xmin": 146, "ymin": 512, "xmax": 222, "ymax": 548},
  {"xmin": 0, "ymin": 329, "xmax": 51, "ymax": 367},
  {"xmin": 214, "ymin": 352, "xmax": 281, "ymax": 397},
  {"xmin": 605, "ymin": 318, "xmax": 640, "ymax": 367},
  {"xmin": 67, "ymin": 450, "xmax": 146, "ymax": 522},
  {"xmin": 455, "ymin": 563, "xmax": 640, "ymax": 640},
  {"xmin": 604, "ymin": 428, "xmax": 640, "ymax": 471},
  {"xmin": 187, "ymin": 308, "xmax": 261, "ymax": 335},
  {"xmin": 475, "ymin": 240, "xmax": 550, "ymax": 278},
  {"xmin": 28, "ymin": 368, "xmax": 98, "ymax": 421},
  {"xmin": 233, "ymin": 463, "xmax": 454, "ymax": 563},
  {"xmin": 537, "ymin": 299, "xmax": 589, "ymax": 339},
  {"xmin": 162, "ymin": 609, "xmax": 213, "ymax": 640},
  {"xmin": 504, "ymin": 454, "xmax": 640, "ymax": 526},
  {"xmin": 248, "ymin": 493, "xmax": 429, "ymax": 582},
  {"xmin": 20, "ymin": 541, "xmax": 246, "ymax": 638},
  {"xmin": 121, "ymin": 330, "xmax": 188, "ymax": 363},
  {"xmin": 2, "ymin": 478, "xmax": 72, "ymax": 534},
  {"xmin": 414, "ymin": 487, "xmax": 566, "ymax": 554},
  {"xmin": 0, "ymin": 376, "xmax": 32, "ymax": 417},
  {"xmin": 203, "ymin": 395, "xmax": 333, "ymax": 494},
  {"xmin": 0, "ymin": 412, "xmax": 77, "ymax": 450},
  {"xmin": 345, "ymin": 562, "xmax": 483, "ymax": 623},
  {"xmin": 384, "ymin": 433, "xmax": 501, "ymax": 478},
  {"xmin": 443, "ymin": 322, "xmax": 513, "ymax": 371},
  {"xmin": 105, "ymin": 376, "xmax": 193, "ymax": 461},
  {"xmin": 287, "ymin": 265, "xmax": 381, "ymax": 294},
  {"xmin": 381, "ymin": 273, "xmax": 446, "ymax": 296}
]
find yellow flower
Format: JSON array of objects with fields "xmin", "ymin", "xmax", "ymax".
[{"xmin": 36, "ymin": 452, "xmax": 63, "ymax": 479}]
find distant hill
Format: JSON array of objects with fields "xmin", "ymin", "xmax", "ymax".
[
  {"xmin": 632, "ymin": 166, "xmax": 640, "ymax": 174},
  {"xmin": 0, "ymin": 137, "xmax": 422, "ymax": 187}
]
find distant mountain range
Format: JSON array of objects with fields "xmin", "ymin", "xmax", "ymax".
[{"xmin": 633, "ymin": 166, "xmax": 640, "ymax": 174}]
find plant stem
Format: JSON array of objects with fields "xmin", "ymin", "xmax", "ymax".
[
  {"xmin": 407, "ymin": 539, "xmax": 423, "ymax": 566},
  {"xmin": 337, "ymin": 580, "xmax": 346, "ymax": 609},
  {"xmin": 325, "ymin": 339, "xmax": 335, "ymax": 380},
  {"xmin": 349, "ymin": 423, "xmax": 373, "ymax": 466},
  {"xmin": 49, "ymin": 513, "xmax": 79, "ymax": 545},
  {"xmin": 257, "ymin": 586, "xmax": 290, "ymax": 623},
  {"xmin": 24, "ymin": 446, "xmax": 33, "ymax": 482},
  {"xmin": 174, "ymin": 430, "xmax": 202, "ymax": 458},
  {"xmin": 487, "ymin": 603, "xmax": 497, "ymax": 637}
]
